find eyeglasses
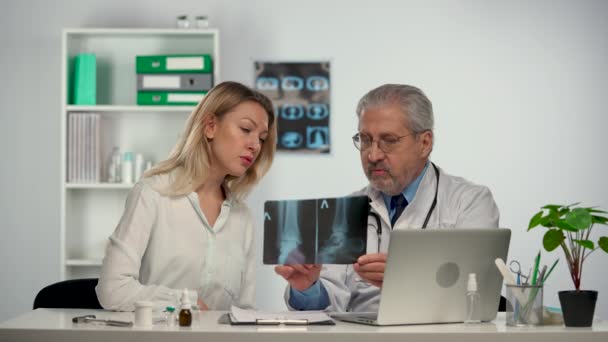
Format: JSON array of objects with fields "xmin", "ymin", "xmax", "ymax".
[{"xmin": 352, "ymin": 132, "xmax": 415, "ymax": 153}]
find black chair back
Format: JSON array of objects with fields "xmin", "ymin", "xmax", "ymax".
[
  {"xmin": 498, "ymin": 295, "xmax": 507, "ymax": 312},
  {"xmin": 33, "ymin": 278, "xmax": 102, "ymax": 309}
]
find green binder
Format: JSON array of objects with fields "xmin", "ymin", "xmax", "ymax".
[
  {"xmin": 137, "ymin": 91, "xmax": 207, "ymax": 105},
  {"xmin": 72, "ymin": 53, "xmax": 96, "ymax": 105},
  {"xmin": 136, "ymin": 55, "xmax": 213, "ymax": 74}
]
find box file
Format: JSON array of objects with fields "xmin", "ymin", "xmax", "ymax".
[
  {"xmin": 72, "ymin": 53, "xmax": 96, "ymax": 105},
  {"xmin": 136, "ymin": 55, "xmax": 213, "ymax": 73},
  {"xmin": 137, "ymin": 73, "xmax": 213, "ymax": 91},
  {"xmin": 137, "ymin": 91, "xmax": 206, "ymax": 105}
]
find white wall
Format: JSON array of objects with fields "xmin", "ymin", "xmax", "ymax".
[{"xmin": 1, "ymin": 0, "xmax": 607, "ymax": 322}]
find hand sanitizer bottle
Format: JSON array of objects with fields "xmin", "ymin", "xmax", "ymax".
[{"xmin": 465, "ymin": 273, "xmax": 482, "ymax": 324}]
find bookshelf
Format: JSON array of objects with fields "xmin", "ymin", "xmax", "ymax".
[{"xmin": 60, "ymin": 28, "xmax": 220, "ymax": 279}]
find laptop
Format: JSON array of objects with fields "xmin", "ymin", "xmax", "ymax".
[{"xmin": 334, "ymin": 228, "xmax": 511, "ymax": 326}]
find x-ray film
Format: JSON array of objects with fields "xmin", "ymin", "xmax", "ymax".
[
  {"xmin": 263, "ymin": 196, "xmax": 369, "ymax": 265},
  {"xmin": 254, "ymin": 61, "xmax": 331, "ymax": 153}
]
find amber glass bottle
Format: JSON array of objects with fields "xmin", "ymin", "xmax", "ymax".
[
  {"xmin": 179, "ymin": 307, "xmax": 192, "ymax": 327},
  {"xmin": 178, "ymin": 288, "xmax": 192, "ymax": 327}
]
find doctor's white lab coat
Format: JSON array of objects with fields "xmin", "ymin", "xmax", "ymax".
[{"xmin": 284, "ymin": 163, "xmax": 500, "ymax": 312}]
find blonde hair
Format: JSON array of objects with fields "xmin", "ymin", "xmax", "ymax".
[{"xmin": 144, "ymin": 81, "xmax": 276, "ymax": 199}]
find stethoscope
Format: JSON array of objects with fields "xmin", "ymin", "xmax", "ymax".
[{"xmin": 368, "ymin": 162, "xmax": 440, "ymax": 251}]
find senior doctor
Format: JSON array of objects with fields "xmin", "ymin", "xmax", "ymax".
[{"xmin": 275, "ymin": 83, "xmax": 500, "ymax": 312}]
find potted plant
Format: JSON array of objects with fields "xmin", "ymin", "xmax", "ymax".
[{"xmin": 528, "ymin": 203, "xmax": 608, "ymax": 327}]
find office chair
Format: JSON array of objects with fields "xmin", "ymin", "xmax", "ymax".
[{"xmin": 33, "ymin": 278, "xmax": 103, "ymax": 309}]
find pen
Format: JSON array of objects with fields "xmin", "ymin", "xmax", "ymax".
[
  {"xmin": 542, "ymin": 259, "xmax": 559, "ymax": 284},
  {"xmin": 536, "ymin": 265, "xmax": 547, "ymax": 286},
  {"xmin": 72, "ymin": 315, "xmax": 133, "ymax": 327},
  {"xmin": 531, "ymin": 251, "xmax": 541, "ymax": 285}
]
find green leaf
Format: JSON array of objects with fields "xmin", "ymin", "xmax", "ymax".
[
  {"xmin": 573, "ymin": 239, "xmax": 594, "ymax": 250},
  {"xmin": 555, "ymin": 219, "xmax": 578, "ymax": 232},
  {"xmin": 543, "ymin": 229, "xmax": 565, "ymax": 251},
  {"xmin": 542, "ymin": 204, "xmax": 564, "ymax": 211},
  {"xmin": 565, "ymin": 208, "xmax": 592, "ymax": 230},
  {"xmin": 588, "ymin": 208, "xmax": 608, "ymax": 214},
  {"xmin": 599, "ymin": 237, "xmax": 608, "ymax": 253},
  {"xmin": 558, "ymin": 208, "xmax": 570, "ymax": 217},
  {"xmin": 539, "ymin": 215, "xmax": 553, "ymax": 228},
  {"xmin": 528, "ymin": 211, "xmax": 544, "ymax": 230},
  {"xmin": 591, "ymin": 215, "xmax": 608, "ymax": 225}
]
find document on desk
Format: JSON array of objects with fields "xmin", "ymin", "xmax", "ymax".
[{"xmin": 227, "ymin": 306, "xmax": 335, "ymax": 325}]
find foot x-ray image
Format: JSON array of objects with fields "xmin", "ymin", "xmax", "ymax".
[{"xmin": 263, "ymin": 196, "xmax": 369, "ymax": 265}]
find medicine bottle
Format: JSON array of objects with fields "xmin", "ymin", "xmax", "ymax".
[
  {"xmin": 108, "ymin": 147, "xmax": 121, "ymax": 183},
  {"xmin": 134, "ymin": 153, "xmax": 145, "ymax": 181},
  {"xmin": 165, "ymin": 306, "xmax": 176, "ymax": 327},
  {"xmin": 121, "ymin": 152, "xmax": 134, "ymax": 184},
  {"xmin": 465, "ymin": 273, "xmax": 482, "ymax": 324},
  {"xmin": 179, "ymin": 288, "xmax": 192, "ymax": 327}
]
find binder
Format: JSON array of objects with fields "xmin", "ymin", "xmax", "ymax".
[
  {"xmin": 72, "ymin": 53, "xmax": 96, "ymax": 105},
  {"xmin": 137, "ymin": 91, "xmax": 206, "ymax": 105},
  {"xmin": 136, "ymin": 54, "xmax": 213, "ymax": 73},
  {"xmin": 136, "ymin": 73, "xmax": 213, "ymax": 91}
]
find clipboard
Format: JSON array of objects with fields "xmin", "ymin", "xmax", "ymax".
[{"xmin": 219, "ymin": 307, "xmax": 335, "ymax": 326}]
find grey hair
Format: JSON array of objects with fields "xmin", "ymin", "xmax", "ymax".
[{"xmin": 356, "ymin": 84, "xmax": 434, "ymax": 133}]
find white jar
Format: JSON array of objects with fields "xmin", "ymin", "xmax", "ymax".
[{"xmin": 134, "ymin": 301, "xmax": 154, "ymax": 327}]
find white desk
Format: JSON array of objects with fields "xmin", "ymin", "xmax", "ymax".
[{"xmin": 1, "ymin": 309, "xmax": 607, "ymax": 342}]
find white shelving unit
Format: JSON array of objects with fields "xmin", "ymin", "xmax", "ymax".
[{"xmin": 60, "ymin": 28, "xmax": 220, "ymax": 279}]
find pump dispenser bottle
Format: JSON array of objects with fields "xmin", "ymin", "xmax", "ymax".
[
  {"xmin": 179, "ymin": 288, "xmax": 192, "ymax": 327},
  {"xmin": 465, "ymin": 273, "xmax": 482, "ymax": 324}
]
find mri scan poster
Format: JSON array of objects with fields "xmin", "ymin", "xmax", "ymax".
[
  {"xmin": 254, "ymin": 62, "xmax": 331, "ymax": 153},
  {"xmin": 263, "ymin": 196, "xmax": 368, "ymax": 265}
]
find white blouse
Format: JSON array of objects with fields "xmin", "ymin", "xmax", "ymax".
[{"xmin": 96, "ymin": 174, "xmax": 256, "ymax": 311}]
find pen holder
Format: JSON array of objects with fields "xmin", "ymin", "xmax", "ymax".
[{"xmin": 506, "ymin": 284, "xmax": 543, "ymax": 327}]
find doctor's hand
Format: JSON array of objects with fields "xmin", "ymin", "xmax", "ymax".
[
  {"xmin": 197, "ymin": 298, "xmax": 209, "ymax": 311},
  {"xmin": 274, "ymin": 264, "xmax": 322, "ymax": 292},
  {"xmin": 354, "ymin": 253, "xmax": 387, "ymax": 288}
]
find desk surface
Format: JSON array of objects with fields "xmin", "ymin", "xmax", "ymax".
[{"xmin": 1, "ymin": 309, "xmax": 607, "ymax": 342}]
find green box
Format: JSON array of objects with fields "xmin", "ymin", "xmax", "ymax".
[{"xmin": 72, "ymin": 53, "xmax": 96, "ymax": 105}]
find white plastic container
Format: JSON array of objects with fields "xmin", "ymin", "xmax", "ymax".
[
  {"xmin": 122, "ymin": 152, "xmax": 134, "ymax": 184},
  {"xmin": 107, "ymin": 147, "xmax": 121, "ymax": 183},
  {"xmin": 134, "ymin": 153, "xmax": 145, "ymax": 181},
  {"xmin": 134, "ymin": 301, "xmax": 154, "ymax": 327}
]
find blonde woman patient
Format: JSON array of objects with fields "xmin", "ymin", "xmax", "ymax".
[{"xmin": 96, "ymin": 81, "xmax": 276, "ymax": 311}]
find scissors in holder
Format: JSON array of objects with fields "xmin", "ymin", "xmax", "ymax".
[{"xmin": 509, "ymin": 260, "xmax": 530, "ymax": 285}]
